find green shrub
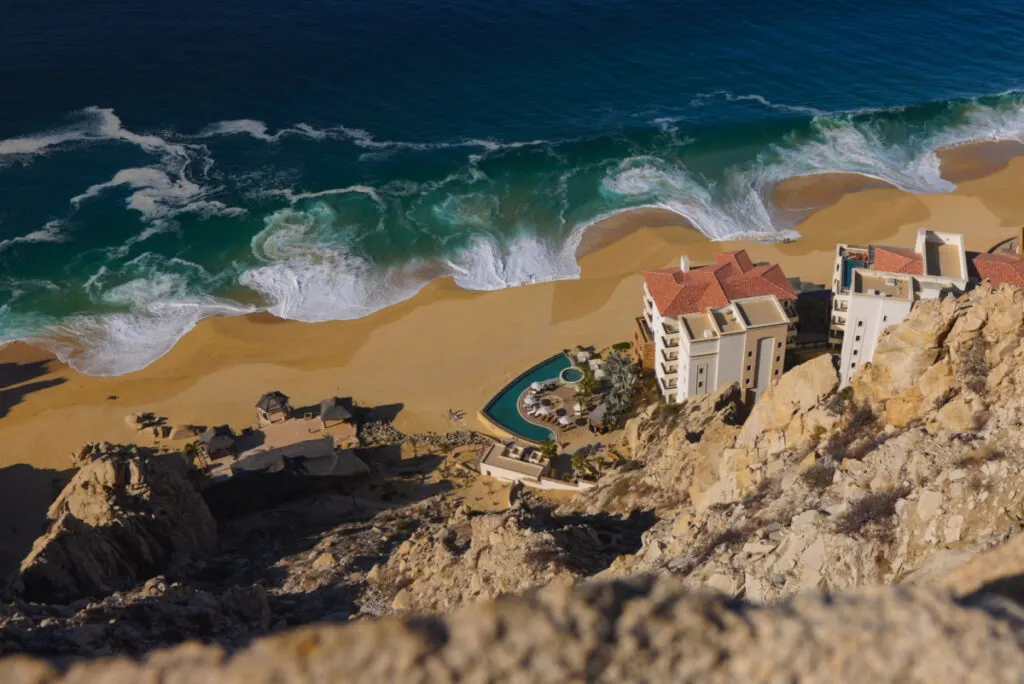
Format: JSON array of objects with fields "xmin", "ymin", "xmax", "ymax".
[{"xmin": 612, "ymin": 341, "xmax": 632, "ymax": 351}]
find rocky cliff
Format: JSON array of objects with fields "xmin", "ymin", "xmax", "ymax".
[
  {"xmin": 13, "ymin": 445, "xmax": 217, "ymax": 603},
  {"xmin": 7, "ymin": 556, "xmax": 1024, "ymax": 683},
  {"xmin": 2, "ymin": 284, "xmax": 1024, "ymax": 678}
]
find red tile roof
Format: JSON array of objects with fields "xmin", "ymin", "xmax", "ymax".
[
  {"xmin": 643, "ymin": 250, "xmax": 797, "ymax": 317},
  {"xmin": 970, "ymin": 252, "xmax": 1024, "ymax": 288},
  {"xmin": 872, "ymin": 246, "xmax": 923, "ymax": 275}
]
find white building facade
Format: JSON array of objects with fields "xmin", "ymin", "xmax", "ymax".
[
  {"xmin": 642, "ymin": 250, "xmax": 796, "ymax": 404},
  {"xmin": 835, "ymin": 230, "xmax": 968, "ymax": 386}
]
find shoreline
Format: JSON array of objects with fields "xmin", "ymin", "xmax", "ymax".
[{"xmin": 1, "ymin": 152, "xmax": 1024, "ymax": 474}]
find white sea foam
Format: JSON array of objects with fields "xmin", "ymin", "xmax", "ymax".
[
  {"xmin": 267, "ymin": 184, "xmax": 384, "ymax": 205},
  {"xmin": 690, "ymin": 91, "xmax": 830, "ymax": 117},
  {"xmin": 0, "ymin": 220, "xmax": 68, "ymax": 252},
  {"xmin": 71, "ymin": 167, "xmax": 243, "ymax": 220},
  {"xmin": 446, "ymin": 228, "xmax": 584, "ymax": 291},
  {"xmin": 238, "ymin": 205, "xmax": 430, "ymax": 321},
  {"xmin": 0, "ymin": 107, "xmax": 244, "ymax": 221},
  {"xmin": 33, "ymin": 297, "xmax": 255, "ymax": 376},
  {"xmin": 27, "ymin": 254, "xmax": 254, "ymax": 376}
]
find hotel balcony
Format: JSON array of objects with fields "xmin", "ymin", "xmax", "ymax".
[
  {"xmin": 658, "ymin": 375, "xmax": 678, "ymax": 391},
  {"xmin": 661, "ymin": 336, "xmax": 680, "ymax": 349},
  {"xmin": 662, "ymin": 321, "xmax": 680, "ymax": 336},
  {"xmin": 661, "ymin": 348, "xmax": 679, "ymax": 362},
  {"xmin": 660, "ymin": 362, "xmax": 678, "ymax": 375}
]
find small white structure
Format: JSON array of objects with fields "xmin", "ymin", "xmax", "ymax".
[{"xmin": 479, "ymin": 442, "xmax": 547, "ymax": 483}]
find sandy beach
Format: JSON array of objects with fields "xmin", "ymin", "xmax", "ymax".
[{"xmin": 1, "ymin": 152, "xmax": 1023, "ymax": 479}]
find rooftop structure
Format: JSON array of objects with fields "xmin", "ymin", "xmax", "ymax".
[
  {"xmin": 320, "ymin": 396, "xmax": 355, "ymax": 427},
  {"xmin": 479, "ymin": 442, "xmax": 547, "ymax": 482},
  {"xmin": 831, "ymin": 228, "xmax": 1024, "ymax": 387},
  {"xmin": 970, "ymin": 252, "xmax": 1024, "ymax": 289},
  {"xmin": 199, "ymin": 425, "xmax": 236, "ymax": 456},
  {"xmin": 637, "ymin": 250, "xmax": 796, "ymax": 404},
  {"xmin": 256, "ymin": 391, "xmax": 292, "ymax": 426}
]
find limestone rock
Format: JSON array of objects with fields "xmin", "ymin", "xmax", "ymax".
[
  {"xmin": 736, "ymin": 353, "xmax": 838, "ymax": 452},
  {"xmin": 8, "ymin": 575, "xmax": 1024, "ymax": 683},
  {"xmin": 15, "ymin": 446, "xmax": 216, "ymax": 602}
]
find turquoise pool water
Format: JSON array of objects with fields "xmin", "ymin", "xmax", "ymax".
[
  {"xmin": 561, "ymin": 367, "xmax": 584, "ymax": 383},
  {"xmin": 482, "ymin": 353, "xmax": 571, "ymax": 443}
]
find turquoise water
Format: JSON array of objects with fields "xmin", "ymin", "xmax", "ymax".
[
  {"xmin": 561, "ymin": 368, "xmax": 584, "ymax": 383},
  {"xmin": 482, "ymin": 353, "xmax": 571, "ymax": 443},
  {"xmin": 4, "ymin": 1, "xmax": 1024, "ymax": 374}
]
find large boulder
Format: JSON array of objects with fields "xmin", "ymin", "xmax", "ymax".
[
  {"xmin": 14, "ymin": 446, "xmax": 216, "ymax": 602},
  {"xmin": 736, "ymin": 353, "xmax": 839, "ymax": 455}
]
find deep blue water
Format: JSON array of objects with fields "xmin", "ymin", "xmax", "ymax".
[{"xmin": 1, "ymin": 0, "xmax": 1023, "ymax": 374}]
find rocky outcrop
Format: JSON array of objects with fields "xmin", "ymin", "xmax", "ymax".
[
  {"xmin": 365, "ymin": 496, "xmax": 653, "ymax": 614},
  {"xmin": 13, "ymin": 446, "xmax": 216, "ymax": 603},
  {"xmin": 592, "ymin": 285, "xmax": 1024, "ymax": 601},
  {"xmin": 8, "ymin": 567, "xmax": 1024, "ymax": 683}
]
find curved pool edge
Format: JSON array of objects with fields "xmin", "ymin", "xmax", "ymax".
[{"xmin": 480, "ymin": 352, "xmax": 570, "ymax": 444}]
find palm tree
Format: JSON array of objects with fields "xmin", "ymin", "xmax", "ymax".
[
  {"xmin": 182, "ymin": 441, "xmax": 200, "ymax": 469},
  {"xmin": 574, "ymin": 368, "xmax": 598, "ymax": 405},
  {"xmin": 570, "ymin": 452, "xmax": 589, "ymax": 479},
  {"xmin": 538, "ymin": 438, "xmax": 558, "ymax": 462}
]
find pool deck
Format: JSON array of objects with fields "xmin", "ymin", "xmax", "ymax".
[{"xmin": 516, "ymin": 383, "xmax": 589, "ymax": 442}]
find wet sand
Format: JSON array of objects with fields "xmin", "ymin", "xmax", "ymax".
[{"xmin": 1, "ymin": 158, "xmax": 1023, "ymax": 480}]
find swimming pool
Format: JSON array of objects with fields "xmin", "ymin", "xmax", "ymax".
[
  {"xmin": 561, "ymin": 367, "xmax": 584, "ymax": 383},
  {"xmin": 482, "ymin": 353, "xmax": 572, "ymax": 443}
]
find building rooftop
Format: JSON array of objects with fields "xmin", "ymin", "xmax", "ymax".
[
  {"xmin": 256, "ymin": 391, "xmax": 291, "ymax": 412},
  {"xmin": 853, "ymin": 271, "xmax": 912, "ymax": 300},
  {"xmin": 643, "ymin": 250, "xmax": 797, "ymax": 317},
  {"xmin": 873, "ymin": 246, "xmax": 923, "ymax": 276},
  {"xmin": 970, "ymin": 252, "xmax": 1024, "ymax": 288},
  {"xmin": 481, "ymin": 443, "xmax": 545, "ymax": 478},
  {"xmin": 681, "ymin": 313, "xmax": 719, "ymax": 341},
  {"xmin": 734, "ymin": 298, "xmax": 787, "ymax": 327}
]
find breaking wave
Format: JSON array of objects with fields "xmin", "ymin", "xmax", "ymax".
[{"xmin": 5, "ymin": 91, "xmax": 1024, "ymax": 374}]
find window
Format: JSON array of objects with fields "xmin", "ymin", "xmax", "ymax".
[
  {"xmin": 698, "ymin": 368, "xmax": 704, "ymax": 375},
  {"xmin": 857, "ymin": 321, "xmax": 864, "ymax": 328},
  {"xmin": 746, "ymin": 365, "xmax": 751, "ymax": 371},
  {"xmin": 745, "ymin": 379, "xmax": 751, "ymax": 386},
  {"xmin": 855, "ymin": 335, "xmax": 861, "ymax": 341},
  {"xmin": 850, "ymin": 362, "xmax": 856, "ymax": 369},
  {"xmin": 853, "ymin": 350, "xmax": 858, "ymax": 356},
  {"xmin": 777, "ymin": 342, "xmax": 783, "ymax": 349},
  {"xmin": 882, "ymin": 315, "xmax": 888, "ymax": 322},
  {"xmin": 775, "ymin": 355, "xmax": 781, "ymax": 362},
  {"xmin": 747, "ymin": 351, "xmax": 752, "ymax": 357},
  {"xmin": 774, "ymin": 369, "xmax": 780, "ymax": 375}
]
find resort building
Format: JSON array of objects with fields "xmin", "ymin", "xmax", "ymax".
[
  {"xmin": 833, "ymin": 228, "xmax": 1024, "ymax": 387},
  {"xmin": 636, "ymin": 250, "xmax": 798, "ymax": 404},
  {"xmin": 830, "ymin": 230, "xmax": 968, "ymax": 353}
]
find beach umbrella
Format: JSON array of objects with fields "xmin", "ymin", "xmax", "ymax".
[
  {"xmin": 576, "ymin": 351, "xmax": 590, "ymax": 363},
  {"xmin": 558, "ymin": 416, "xmax": 572, "ymax": 426},
  {"xmin": 530, "ymin": 381, "xmax": 543, "ymax": 391},
  {"xmin": 537, "ymin": 405, "xmax": 552, "ymax": 416},
  {"xmin": 573, "ymin": 402, "xmax": 583, "ymax": 413},
  {"xmin": 523, "ymin": 395, "xmax": 537, "ymax": 406}
]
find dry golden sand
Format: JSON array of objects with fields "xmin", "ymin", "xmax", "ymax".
[{"xmin": 1, "ymin": 153, "xmax": 1023, "ymax": 479}]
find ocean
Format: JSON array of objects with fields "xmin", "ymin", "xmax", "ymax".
[{"xmin": 2, "ymin": 0, "xmax": 1024, "ymax": 375}]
